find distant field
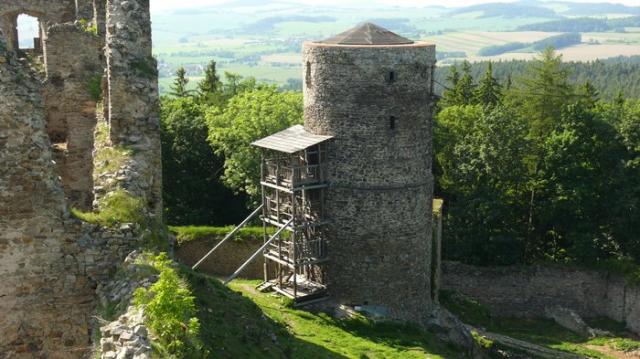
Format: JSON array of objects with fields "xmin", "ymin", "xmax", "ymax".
[
  {"xmin": 429, "ymin": 31, "xmax": 559, "ymax": 54},
  {"xmin": 151, "ymin": 3, "xmax": 640, "ymax": 93},
  {"xmin": 429, "ymin": 30, "xmax": 640, "ymax": 63},
  {"xmin": 260, "ymin": 53, "xmax": 300, "ymax": 65},
  {"xmin": 582, "ymin": 31, "xmax": 640, "ymax": 44},
  {"xmin": 158, "ymin": 63, "xmax": 303, "ymax": 93}
]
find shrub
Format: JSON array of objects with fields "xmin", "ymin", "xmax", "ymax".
[
  {"xmin": 78, "ymin": 19, "xmax": 98, "ymax": 36},
  {"xmin": 87, "ymin": 74, "xmax": 102, "ymax": 102},
  {"xmin": 134, "ymin": 253, "xmax": 202, "ymax": 356}
]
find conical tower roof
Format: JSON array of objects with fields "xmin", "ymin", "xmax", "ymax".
[{"xmin": 319, "ymin": 22, "xmax": 414, "ymax": 46}]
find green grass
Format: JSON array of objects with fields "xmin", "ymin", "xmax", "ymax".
[
  {"xmin": 441, "ymin": 290, "xmax": 640, "ymax": 359},
  {"xmin": 72, "ymin": 189, "xmax": 145, "ymax": 227},
  {"xmin": 93, "ymin": 119, "xmax": 134, "ymax": 175},
  {"xmin": 169, "ymin": 225, "xmax": 273, "ymax": 244},
  {"xmin": 181, "ymin": 271, "xmax": 463, "ymax": 358}
]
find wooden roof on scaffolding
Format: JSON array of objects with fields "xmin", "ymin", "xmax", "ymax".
[{"xmin": 252, "ymin": 125, "xmax": 333, "ymax": 154}]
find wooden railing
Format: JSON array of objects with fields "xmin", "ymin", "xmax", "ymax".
[{"xmin": 263, "ymin": 161, "xmax": 325, "ymax": 187}]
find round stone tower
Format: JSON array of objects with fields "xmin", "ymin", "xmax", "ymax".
[{"xmin": 303, "ymin": 23, "xmax": 436, "ymax": 321}]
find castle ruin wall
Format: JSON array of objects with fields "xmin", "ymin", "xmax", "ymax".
[
  {"xmin": 105, "ymin": 0, "xmax": 163, "ymax": 216},
  {"xmin": 0, "ymin": 0, "xmax": 162, "ymax": 355},
  {"xmin": 0, "ymin": 35, "xmax": 95, "ymax": 357},
  {"xmin": 442, "ymin": 261, "xmax": 640, "ymax": 335},
  {"xmin": 43, "ymin": 23, "xmax": 103, "ymax": 210}
]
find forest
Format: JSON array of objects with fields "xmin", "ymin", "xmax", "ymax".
[
  {"xmin": 160, "ymin": 48, "xmax": 640, "ymax": 271},
  {"xmin": 517, "ymin": 16, "xmax": 640, "ymax": 32},
  {"xmin": 434, "ymin": 55, "xmax": 640, "ymax": 101}
]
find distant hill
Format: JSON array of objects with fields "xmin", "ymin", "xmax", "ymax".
[
  {"xmin": 556, "ymin": 2, "xmax": 640, "ymax": 16},
  {"xmin": 240, "ymin": 15, "xmax": 336, "ymax": 33},
  {"xmin": 517, "ymin": 16, "xmax": 640, "ymax": 32},
  {"xmin": 434, "ymin": 56, "xmax": 640, "ymax": 100},
  {"xmin": 478, "ymin": 33, "xmax": 581, "ymax": 56},
  {"xmin": 449, "ymin": 2, "xmax": 559, "ymax": 19}
]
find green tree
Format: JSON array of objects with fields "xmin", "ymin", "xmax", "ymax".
[
  {"xmin": 456, "ymin": 61, "xmax": 476, "ymax": 105},
  {"xmin": 475, "ymin": 62, "xmax": 502, "ymax": 107},
  {"xmin": 198, "ymin": 60, "xmax": 222, "ymax": 104},
  {"xmin": 223, "ymin": 71, "xmax": 257, "ymax": 99},
  {"xmin": 516, "ymin": 47, "xmax": 573, "ymax": 140},
  {"xmin": 161, "ymin": 96, "xmax": 248, "ymax": 225},
  {"xmin": 437, "ymin": 105, "xmax": 531, "ymax": 265},
  {"xmin": 536, "ymin": 103, "xmax": 627, "ymax": 262},
  {"xmin": 170, "ymin": 67, "xmax": 192, "ymax": 98},
  {"xmin": 612, "ymin": 101, "xmax": 640, "ymax": 260},
  {"xmin": 206, "ymin": 87, "xmax": 303, "ymax": 199},
  {"xmin": 442, "ymin": 65, "xmax": 461, "ymax": 106},
  {"xmin": 578, "ymin": 81, "xmax": 599, "ymax": 108}
]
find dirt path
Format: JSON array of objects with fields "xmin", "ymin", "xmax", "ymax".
[{"xmin": 585, "ymin": 345, "xmax": 640, "ymax": 359}]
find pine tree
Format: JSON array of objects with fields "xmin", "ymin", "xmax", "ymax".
[
  {"xmin": 170, "ymin": 67, "xmax": 191, "ymax": 98},
  {"xmin": 198, "ymin": 60, "xmax": 222, "ymax": 98},
  {"xmin": 442, "ymin": 65, "xmax": 460, "ymax": 106},
  {"xmin": 475, "ymin": 62, "xmax": 502, "ymax": 107},
  {"xmin": 614, "ymin": 90, "xmax": 626, "ymax": 107},
  {"xmin": 579, "ymin": 81, "xmax": 599, "ymax": 108},
  {"xmin": 505, "ymin": 73, "xmax": 513, "ymax": 90},
  {"xmin": 456, "ymin": 61, "xmax": 476, "ymax": 105},
  {"xmin": 519, "ymin": 47, "xmax": 573, "ymax": 139}
]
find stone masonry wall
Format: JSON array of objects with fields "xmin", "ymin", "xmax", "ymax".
[
  {"xmin": 105, "ymin": 0, "xmax": 162, "ymax": 217},
  {"xmin": 93, "ymin": 0, "xmax": 107, "ymax": 36},
  {"xmin": 442, "ymin": 261, "xmax": 640, "ymax": 335},
  {"xmin": 0, "ymin": 0, "xmax": 162, "ymax": 356},
  {"xmin": 0, "ymin": 34, "xmax": 95, "ymax": 358},
  {"xmin": 176, "ymin": 236, "xmax": 264, "ymax": 279},
  {"xmin": 303, "ymin": 42, "xmax": 437, "ymax": 322},
  {"xmin": 75, "ymin": 0, "xmax": 94, "ymax": 21},
  {"xmin": 43, "ymin": 23, "xmax": 103, "ymax": 210}
]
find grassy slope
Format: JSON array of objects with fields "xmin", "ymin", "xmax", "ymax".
[
  {"xmin": 181, "ymin": 269, "xmax": 463, "ymax": 358},
  {"xmin": 170, "ymin": 225, "xmax": 269, "ymax": 244},
  {"xmin": 441, "ymin": 291, "xmax": 640, "ymax": 359}
]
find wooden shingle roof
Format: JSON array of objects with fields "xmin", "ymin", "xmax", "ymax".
[{"xmin": 251, "ymin": 125, "xmax": 333, "ymax": 154}]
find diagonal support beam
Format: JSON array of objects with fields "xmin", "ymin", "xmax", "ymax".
[
  {"xmin": 192, "ymin": 205, "xmax": 263, "ymax": 270},
  {"xmin": 224, "ymin": 218, "xmax": 294, "ymax": 285}
]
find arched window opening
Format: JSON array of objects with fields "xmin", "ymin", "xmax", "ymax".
[
  {"xmin": 389, "ymin": 116, "xmax": 396, "ymax": 130},
  {"xmin": 17, "ymin": 14, "xmax": 40, "ymax": 50}
]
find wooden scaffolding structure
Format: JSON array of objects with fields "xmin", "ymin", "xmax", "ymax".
[{"xmin": 252, "ymin": 125, "xmax": 333, "ymax": 304}]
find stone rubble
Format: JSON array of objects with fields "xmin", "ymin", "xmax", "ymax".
[
  {"xmin": 545, "ymin": 306, "xmax": 612, "ymax": 338},
  {"xmin": 96, "ymin": 251, "xmax": 159, "ymax": 359},
  {"xmin": 100, "ymin": 306, "xmax": 152, "ymax": 359}
]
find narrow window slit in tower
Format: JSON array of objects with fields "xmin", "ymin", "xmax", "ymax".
[
  {"xmin": 389, "ymin": 116, "xmax": 396, "ymax": 130},
  {"xmin": 388, "ymin": 71, "xmax": 396, "ymax": 83},
  {"xmin": 306, "ymin": 61, "xmax": 312, "ymax": 87}
]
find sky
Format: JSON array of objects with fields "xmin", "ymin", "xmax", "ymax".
[{"xmin": 150, "ymin": 0, "xmax": 640, "ymax": 12}]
